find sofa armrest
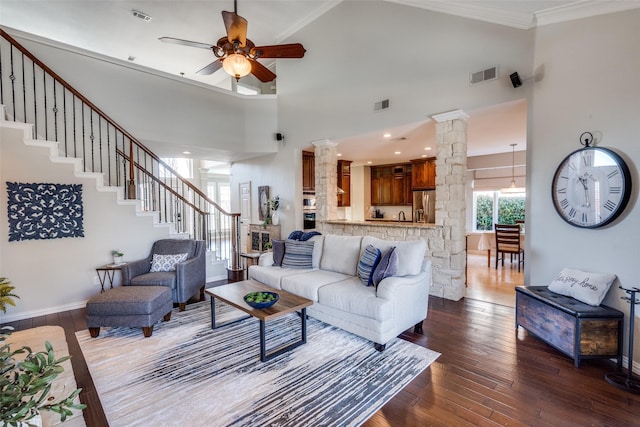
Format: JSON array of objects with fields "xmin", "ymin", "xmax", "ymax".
[
  {"xmin": 120, "ymin": 258, "xmax": 151, "ymax": 285},
  {"xmin": 258, "ymin": 252, "xmax": 274, "ymax": 266},
  {"xmin": 376, "ymin": 270, "xmax": 431, "ymax": 330},
  {"xmin": 175, "ymin": 241, "xmax": 206, "ymax": 302}
]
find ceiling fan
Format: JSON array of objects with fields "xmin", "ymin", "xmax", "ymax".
[{"xmin": 159, "ymin": 0, "xmax": 306, "ymax": 82}]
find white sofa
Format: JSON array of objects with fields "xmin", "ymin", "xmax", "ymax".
[{"xmin": 248, "ymin": 234, "xmax": 431, "ymax": 349}]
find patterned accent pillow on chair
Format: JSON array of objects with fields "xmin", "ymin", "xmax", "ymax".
[{"xmin": 150, "ymin": 253, "xmax": 188, "ymax": 272}]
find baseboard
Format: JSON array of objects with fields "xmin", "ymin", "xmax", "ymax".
[{"xmin": 1, "ymin": 300, "xmax": 88, "ymax": 323}]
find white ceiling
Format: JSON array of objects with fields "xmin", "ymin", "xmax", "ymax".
[{"xmin": 1, "ymin": 0, "xmax": 636, "ymax": 162}]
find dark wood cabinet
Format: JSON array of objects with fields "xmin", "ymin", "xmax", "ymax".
[
  {"xmin": 371, "ymin": 165, "xmax": 408, "ymax": 206},
  {"xmin": 337, "ymin": 160, "xmax": 352, "ymax": 207},
  {"xmin": 411, "ymin": 158, "xmax": 436, "ymax": 190},
  {"xmin": 302, "ymin": 151, "xmax": 315, "ymax": 192}
]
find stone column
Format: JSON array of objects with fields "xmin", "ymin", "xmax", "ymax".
[
  {"xmin": 431, "ymin": 110, "xmax": 468, "ymax": 301},
  {"xmin": 312, "ymin": 139, "xmax": 338, "ymax": 224}
]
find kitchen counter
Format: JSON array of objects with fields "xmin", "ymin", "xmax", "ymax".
[{"xmin": 322, "ymin": 219, "xmax": 438, "ymax": 229}]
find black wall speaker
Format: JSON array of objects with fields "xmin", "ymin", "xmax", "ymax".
[
  {"xmin": 275, "ymin": 133, "xmax": 284, "ymax": 141},
  {"xmin": 510, "ymin": 72, "xmax": 522, "ymax": 88}
]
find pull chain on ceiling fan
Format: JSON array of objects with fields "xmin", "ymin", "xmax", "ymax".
[{"xmin": 159, "ymin": 0, "xmax": 306, "ymax": 82}]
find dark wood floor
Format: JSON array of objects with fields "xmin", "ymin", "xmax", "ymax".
[{"xmin": 5, "ymin": 285, "xmax": 640, "ymax": 426}]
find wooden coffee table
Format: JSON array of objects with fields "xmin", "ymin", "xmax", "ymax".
[{"xmin": 205, "ymin": 279, "xmax": 313, "ymax": 362}]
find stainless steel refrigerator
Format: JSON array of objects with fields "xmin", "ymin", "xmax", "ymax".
[{"xmin": 412, "ymin": 190, "xmax": 435, "ymax": 223}]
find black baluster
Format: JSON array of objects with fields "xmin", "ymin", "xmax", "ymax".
[{"xmin": 605, "ymin": 286, "xmax": 640, "ymax": 393}]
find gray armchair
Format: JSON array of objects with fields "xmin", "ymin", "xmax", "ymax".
[{"xmin": 121, "ymin": 239, "xmax": 206, "ymax": 311}]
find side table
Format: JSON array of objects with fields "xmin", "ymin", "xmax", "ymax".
[
  {"xmin": 95, "ymin": 264, "xmax": 124, "ymax": 292},
  {"xmin": 240, "ymin": 252, "xmax": 262, "ymax": 279}
]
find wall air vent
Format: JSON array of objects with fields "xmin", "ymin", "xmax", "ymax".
[
  {"xmin": 374, "ymin": 99, "xmax": 390, "ymax": 111},
  {"xmin": 470, "ymin": 66, "xmax": 498, "ymax": 85},
  {"xmin": 132, "ymin": 10, "xmax": 152, "ymax": 22}
]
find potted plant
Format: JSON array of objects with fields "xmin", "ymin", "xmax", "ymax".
[
  {"xmin": 0, "ymin": 281, "xmax": 86, "ymax": 426},
  {"xmin": 111, "ymin": 250, "xmax": 124, "ymax": 265},
  {"xmin": 0, "ymin": 277, "xmax": 19, "ymax": 314}
]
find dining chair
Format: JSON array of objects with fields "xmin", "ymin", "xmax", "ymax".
[{"xmin": 494, "ymin": 224, "xmax": 524, "ymax": 271}]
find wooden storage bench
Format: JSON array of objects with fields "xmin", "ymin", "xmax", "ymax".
[{"xmin": 515, "ymin": 286, "xmax": 623, "ymax": 367}]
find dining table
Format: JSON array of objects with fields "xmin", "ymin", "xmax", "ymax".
[{"xmin": 477, "ymin": 231, "xmax": 525, "ymax": 267}]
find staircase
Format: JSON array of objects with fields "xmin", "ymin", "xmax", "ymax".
[{"xmin": 0, "ymin": 29, "xmax": 241, "ymax": 281}]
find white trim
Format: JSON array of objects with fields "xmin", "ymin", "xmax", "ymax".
[
  {"xmin": 431, "ymin": 109, "xmax": 469, "ymax": 122},
  {"xmin": 536, "ymin": 0, "xmax": 640, "ymax": 27},
  {"xmin": 312, "ymin": 139, "xmax": 337, "ymax": 148},
  {"xmin": 1, "ymin": 300, "xmax": 88, "ymax": 323},
  {"xmin": 276, "ymin": 0, "xmax": 344, "ymax": 42}
]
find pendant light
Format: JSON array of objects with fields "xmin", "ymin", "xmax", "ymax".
[{"xmin": 501, "ymin": 143, "xmax": 525, "ymax": 194}]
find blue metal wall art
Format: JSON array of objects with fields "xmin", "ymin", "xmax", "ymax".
[{"xmin": 6, "ymin": 182, "xmax": 84, "ymax": 241}]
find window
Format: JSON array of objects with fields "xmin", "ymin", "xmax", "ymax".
[
  {"xmin": 160, "ymin": 158, "xmax": 193, "ymax": 179},
  {"xmin": 474, "ymin": 190, "xmax": 525, "ymax": 231}
]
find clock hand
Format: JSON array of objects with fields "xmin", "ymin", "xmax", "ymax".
[{"xmin": 578, "ymin": 174, "xmax": 591, "ymax": 208}]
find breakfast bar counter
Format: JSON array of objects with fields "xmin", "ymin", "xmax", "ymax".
[{"xmin": 322, "ymin": 219, "xmax": 438, "ymax": 229}]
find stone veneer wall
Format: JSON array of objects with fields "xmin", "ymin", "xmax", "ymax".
[
  {"xmin": 432, "ymin": 111, "xmax": 468, "ymax": 300},
  {"xmin": 312, "ymin": 139, "xmax": 338, "ymax": 222}
]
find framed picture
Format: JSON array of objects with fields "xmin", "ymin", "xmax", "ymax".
[{"xmin": 258, "ymin": 186, "xmax": 270, "ymax": 221}]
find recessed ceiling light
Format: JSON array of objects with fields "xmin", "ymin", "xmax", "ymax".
[
  {"xmin": 183, "ymin": 151, "xmax": 191, "ymax": 155},
  {"xmin": 394, "ymin": 151, "xmax": 401, "ymax": 155},
  {"xmin": 383, "ymin": 133, "xmax": 391, "ymax": 138},
  {"xmin": 367, "ymin": 161, "xmax": 372, "ymax": 164},
  {"xmin": 424, "ymin": 147, "xmax": 431, "ymax": 151},
  {"xmin": 421, "ymin": 154, "xmax": 427, "ymax": 158},
  {"xmin": 337, "ymin": 153, "xmax": 342, "ymax": 157}
]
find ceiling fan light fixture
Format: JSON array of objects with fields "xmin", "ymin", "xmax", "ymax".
[{"xmin": 222, "ymin": 53, "xmax": 252, "ymax": 80}]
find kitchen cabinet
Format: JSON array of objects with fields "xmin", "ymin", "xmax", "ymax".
[
  {"xmin": 371, "ymin": 163, "xmax": 413, "ymax": 206},
  {"xmin": 411, "ymin": 158, "xmax": 436, "ymax": 190},
  {"xmin": 391, "ymin": 165, "xmax": 411, "ymax": 205},
  {"xmin": 302, "ymin": 151, "xmax": 315, "ymax": 192},
  {"xmin": 337, "ymin": 160, "xmax": 352, "ymax": 207}
]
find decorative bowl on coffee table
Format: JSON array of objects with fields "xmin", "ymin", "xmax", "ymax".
[{"xmin": 244, "ymin": 291, "xmax": 279, "ymax": 309}]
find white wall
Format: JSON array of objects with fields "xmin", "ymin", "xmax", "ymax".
[
  {"xmin": 529, "ymin": 10, "xmax": 640, "ymax": 361},
  {"xmin": 0, "ymin": 123, "xmax": 171, "ymax": 321}
]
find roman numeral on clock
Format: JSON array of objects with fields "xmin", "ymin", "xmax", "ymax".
[
  {"xmin": 560, "ymin": 199, "xmax": 569, "ymax": 209},
  {"xmin": 610, "ymin": 186, "xmax": 621, "ymax": 194},
  {"xmin": 604, "ymin": 200, "xmax": 617, "ymax": 211},
  {"xmin": 608, "ymin": 170, "xmax": 620, "ymax": 179}
]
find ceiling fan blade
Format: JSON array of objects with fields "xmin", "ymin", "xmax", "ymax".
[
  {"xmin": 158, "ymin": 37, "xmax": 212, "ymax": 50},
  {"xmin": 196, "ymin": 60, "xmax": 223, "ymax": 75},
  {"xmin": 250, "ymin": 60, "xmax": 277, "ymax": 83},
  {"xmin": 252, "ymin": 43, "xmax": 306, "ymax": 59},
  {"xmin": 222, "ymin": 11, "xmax": 247, "ymax": 47}
]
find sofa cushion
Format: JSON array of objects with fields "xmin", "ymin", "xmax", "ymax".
[
  {"xmin": 281, "ymin": 269, "xmax": 352, "ymax": 301},
  {"xmin": 150, "ymin": 253, "xmax": 188, "ymax": 272},
  {"xmin": 317, "ymin": 277, "xmax": 393, "ymax": 321},
  {"xmin": 372, "ymin": 247, "xmax": 399, "ymax": 288},
  {"xmin": 309, "ymin": 234, "xmax": 324, "ymax": 269},
  {"xmin": 361, "ymin": 236, "xmax": 426, "ymax": 276},
  {"xmin": 320, "ymin": 235, "xmax": 363, "ymax": 275},
  {"xmin": 282, "ymin": 239, "xmax": 315, "ymax": 269},
  {"xmin": 358, "ymin": 244, "xmax": 382, "ymax": 286},
  {"xmin": 248, "ymin": 265, "xmax": 310, "ymax": 290},
  {"xmin": 548, "ymin": 267, "xmax": 616, "ymax": 306},
  {"xmin": 272, "ymin": 239, "xmax": 285, "ymax": 266},
  {"xmin": 130, "ymin": 271, "xmax": 177, "ymax": 289}
]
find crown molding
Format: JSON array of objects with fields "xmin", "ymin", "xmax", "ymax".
[
  {"xmin": 276, "ymin": 0, "xmax": 343, "ymax": 42},
  {"xmin": 388, "ymin": 0, "xmax": 536, "ymax": 29},
  {"xmin": 535, "ymin": 0, "xmax": 640, "ymax": 27},
  {"xmin": 432, "ymin": 109, "xmax": 469, "ymax": 123},
  {"xmin": 387, "ymin": 0, "xmax": 640, "ymax": 30}
]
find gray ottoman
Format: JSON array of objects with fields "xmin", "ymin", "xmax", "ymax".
[{"xmin": 86, "ymin": 285, "xmax": 173, "ymax": 337}]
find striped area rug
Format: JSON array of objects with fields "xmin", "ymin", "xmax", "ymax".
[{"xmin": 76, "ymin": 300, "xmax": 439, "ymax": 427}]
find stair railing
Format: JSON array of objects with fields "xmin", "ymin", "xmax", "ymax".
[{"xmin": 0, "ymin": 28, "xmax": 241, "ymax": 272}]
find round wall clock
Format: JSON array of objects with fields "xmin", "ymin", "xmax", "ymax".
[{"xmin": 551, "ymin": 145, "xmax": 632, "ymax": 228}]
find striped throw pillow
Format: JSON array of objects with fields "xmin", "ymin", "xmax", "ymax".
[
  {"xmin": 358, "ymin": 244, "xmax": 382, "ymax": 286},
  {"xmin": 281, "ymin": 239, "xmax": 315, "ymax": 269}
]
